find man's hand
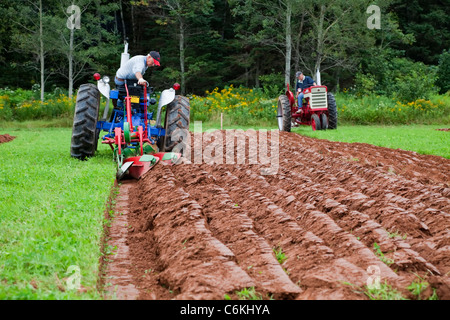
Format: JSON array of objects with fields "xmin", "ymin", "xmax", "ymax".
[{"xmin": 138, "ymin": 78, "xmax": 147, "ymax": 86}]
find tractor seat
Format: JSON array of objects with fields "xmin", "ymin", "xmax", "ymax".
[{"xmin": 116, "ymin": 80, "xmax": 154, "ymax": 101}]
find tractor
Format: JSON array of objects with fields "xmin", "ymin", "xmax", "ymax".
[
  {"xmin": 70, "ymin": 42, "xmax": 190, "ymax": 180},
  {"xmin": 277, "ymin": 82, "xmax": 337, "ymax": 131}
]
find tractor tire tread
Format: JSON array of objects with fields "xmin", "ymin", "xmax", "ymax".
[
  {"xmin": 278, "ymin": 95, "xmax": 291, "ymax": 132},
  {"xmin": 70, "ymin": 83, "xmax": 100, "ymax": 160},
  {"xmin": 162, "ymin": 95, "xmax": 190, "ymax": 154},
  {"xmin": 327, "ymin": 92, "xmax": 338, "ymax": 130}
]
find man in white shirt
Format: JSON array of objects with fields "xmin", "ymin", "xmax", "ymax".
[{"xmin": 115, "ymin": 51, "xmax": 161, "ymax": 87}]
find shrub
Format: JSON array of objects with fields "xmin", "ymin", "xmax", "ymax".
[
  {"xmin": 388, "ymin": 58, "xmax": 438, "ymax": 102},
  {"xmin": 354, "ymin": 73, "xmax": 378, "ymax": 97},
  {"xmin": 258, "ymin": 72, "xmax": 285, "ymax": 97}
]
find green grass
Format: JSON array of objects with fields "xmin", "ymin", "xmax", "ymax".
[
  {"xmin": 294, "ymin": 124, "xmax": 450, "ymax": 159},
  {"xmin": 364, "ymin": 281, "xmax": 407, "ymax": 300},
  {"xmin": 235, "ymin": 287, "xmax": 264, "ymax": 300},
  {"xmin": 0, "ymin": 127, "xmax": 115, "ymax": 299},
  {"xmin": 407, "ymin": 275, "xmax": 439, "ymax": 300},
  {"xmin": 273, "ymin": 246, "xmax": 287, "ymax": 265},
  {"xmin": 373, "ymin": 243, "xmax": 394, "ymax": 266}
]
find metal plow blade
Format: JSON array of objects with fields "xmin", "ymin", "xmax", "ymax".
[
  {"xmin": 117, "ymin": 155, "xmax": 159, "ymax": 180},
  {"xmin": 116, "ymin": 153, "xmax": 183, "ymax": 181},
  {"xmin": 152, "ymin": 152, "xmax": 182, "ymax": 165}
]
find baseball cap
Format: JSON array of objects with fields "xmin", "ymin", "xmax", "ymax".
[{"xmin": 149, "ymin": 51, "xmax": 161, "ymax": 66}]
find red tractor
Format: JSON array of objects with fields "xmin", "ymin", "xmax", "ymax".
[{"xmin": 277, "ymin": 84, "xmax": 337, "ymax": 131}]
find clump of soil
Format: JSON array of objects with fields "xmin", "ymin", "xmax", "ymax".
[{"xmin": 0, "ymin": 134, "xmax": 15, "ymax": 144}]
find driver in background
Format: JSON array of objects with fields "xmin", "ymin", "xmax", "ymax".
[{"xmin": 295, "ymin": 71, "xmax": 316, "ymax": 113}]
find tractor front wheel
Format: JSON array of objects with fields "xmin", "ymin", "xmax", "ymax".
[
  {"xmin": 321, "ymin": 113, "xmax": 328, "ymax": 130},
  {"xmin": 277, "ymin": 95, "xmax": 291, "ymax": 132},
  {"xmin": 160, "ymin": 95, "xmax": 190, "ymax": 155},
  {"xmin": 70, "ymin": 84, "xmax": 100, "ymax": 160},
  {"xmin": 311, "ymin": 114, "xmax": 322, "ymax": 131},
  {"xmin": 327, "ymin": 92, "xmax": 338, "ymax": 129}
]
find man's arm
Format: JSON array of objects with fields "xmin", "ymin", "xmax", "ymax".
[{"xmin": 135, "ymin": 72, "xmax": 146, "ymax": 85}]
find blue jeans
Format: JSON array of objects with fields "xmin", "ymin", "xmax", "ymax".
[
  {"xmin": 297, "ymin": 92, "xmax": 304, "ymax": 109},
  {"xmin": 115, "ymin": 76, "xmax": 125, "ymax": 87}
]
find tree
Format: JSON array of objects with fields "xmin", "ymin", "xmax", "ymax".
[
  {"xmin": 53, "ymin": 0, "xmax": 121, "ymax": 97},
  {"xmin": 297, "ymin": 0, "xmax": 378, "ymax": 80},
  {"xmin": 390, "ymin": 0, "xmax": 450, "ymax": 65},
  {"xmin": 229, "ymin": 0, "xmax": 304, "ymax": 88},
  {"xmin": 8, "ymin": 0, "xmax": 57, "ymax": 101},
  {"xmin": 134, "ymin": 0, "xmax": 214, "ymax": 95}
]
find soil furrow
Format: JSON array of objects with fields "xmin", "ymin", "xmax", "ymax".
[
  {"xmin": 129, "ymin": 167, "xmax": 255, "ymax": 299},
  {"xmin": 114, "ymin": 130, "xmax": 450, "ymax": 300},
  {"xmin": 170, "ymin": 166, "xmax": 302, "ymax": 299},
  {"xmin": 198, "ymin": 165, "xmax": 397, "ymax": 298}
]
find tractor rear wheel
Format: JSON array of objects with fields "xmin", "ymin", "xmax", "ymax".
[
  {"xmin": 277, "ymin": 95, "xmax": 291, "ymax": 132},
  {"xmin": 311, "ymin": 113, "xmax": 322, "ymax": 131},
  {"xmin": 70, "ymin": 84, "xmax": 100, "ymax": 160},
  {"xmin": 160, "ymin": 95, "xmax": 190, "ymax": 155},
  {"xmin": 327, "ymin": 92, "xmax": 338, "ymax": 129}
]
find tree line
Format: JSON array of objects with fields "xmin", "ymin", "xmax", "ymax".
[{"xmin": 0, "ymin": 0, "xmax": 449, "ymax": 99}]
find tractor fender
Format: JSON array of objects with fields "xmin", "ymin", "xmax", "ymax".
[
  {"xmin": 155, "ymin": 88, "xmax": 176, "ymax": 128},
  {"xmin": 97, "ymin": 80, "xmax": 110, "ymax": 99},
  {"xmin": 285, "ymin": 84, "xmax": 295, "ymax": 107}
]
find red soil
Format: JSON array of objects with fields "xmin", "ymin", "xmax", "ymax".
[
  {"xmin": 0, "ymin": 134, "xmax": 15, "ymax": 144},
  {"xmin": 107, "ymin": 131, "xmax": 450, "ymax": 300}
]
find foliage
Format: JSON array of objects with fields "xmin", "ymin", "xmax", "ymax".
[
  {"xmin": 258, "ymin": 73, "xmax": 285, "ymax": 97},
  {"xmin": 437, "ymin": 50, "xmax": 450, "ymax": 94},
  {"xmin": 1, "ymin": 1, "xmax": 449, "ymax": 97},
  {"xmin": 0, "ymin": 87, "xmax": 75, "ymax": 121},
  {"xmin": 390, "ymin": 0, "xmax": 450, "ymax": 65},
  {"xmin": 189, "ymin": 85, "xmax": 277, "ymax": 126},
  {"xmin": 357, "ymin": 54, "xmax": 438, "ymax": 102},
  {"xmin": 335, "ymin": 92, "xmax": 450, "ymax": 125}
]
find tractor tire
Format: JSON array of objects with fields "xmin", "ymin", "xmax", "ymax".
[
  {"xmin": 277, "ymin": 95, "xmax": 291, "ymax": 132},
  {"xmin": 160, "ymin": 95, "xmax": 190, "ymax": 155},
  {"xmin": 321, "ymin": 113, "xmax": 328, "ymax": 130},
  {"xmin": 327, "ymin": 92, "xmax": 338, "ymax": 129},
  {"xmin": 70, "ymin": 84, "xmax": 100, "ymax": 160},
  {"xmin": 311, "ymin": 113, "xmax": 322, "ymax": 131}
]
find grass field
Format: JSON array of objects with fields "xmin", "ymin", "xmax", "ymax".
[
  {"xmin": 293, "ymin": 124, "xmax": 450, "ymax": 159},
  {"xmin": 0, "ymin": 128, "xmax": 115, "ymax": 299}
]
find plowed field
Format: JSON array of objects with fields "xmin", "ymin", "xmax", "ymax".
[{"xmin": 108, "ymin": 131, "xmax": 450, "ymax": 300}]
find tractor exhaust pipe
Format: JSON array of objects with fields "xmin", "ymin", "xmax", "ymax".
[
  {"xmin": 121, "ymin": 39, "xmax": 130, "ymax": 68},
  {"xmin": 316, "ymin": 68, "xmax": 321, "ymax": 86}
]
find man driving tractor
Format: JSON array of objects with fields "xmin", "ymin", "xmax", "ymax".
[
  {"xmin": 115, "ymin": 51, "xmax": 161, "ymax": 87},
  {"xmin": 295, "ymin": 71, "xmax": 316, "ymax": 113}
]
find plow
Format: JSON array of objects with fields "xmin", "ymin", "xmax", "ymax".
[{"xmin": 70, "ymin": 42, "xmax": 189, "ymax": 180}]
